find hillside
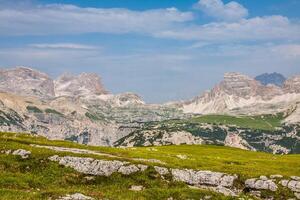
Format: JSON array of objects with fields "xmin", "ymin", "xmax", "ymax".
[
  {"xmin": 115, "ymin": 113, "xmax": 300, "ymax": 154},
  {"xmin": 1, "ymin": 132, "xmax": 300, "ymax": 200}
]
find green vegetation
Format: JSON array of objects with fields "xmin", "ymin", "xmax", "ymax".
[
  {"xmin": 26, "ymin": 106, "xmax": 43, "ymax": 113},
  {"xmin": 0, "ymin": 131, "xmax": 299, "ymax": 199},
  {"xmin": 187, "ymin": 113, "xmax": 284, "ymax": 131},
  {"xmin": 45, "ymin": 108, "xmax": 63, "ymax": 116},
  {"xmin": 0, "ymin": 132, "xmax": 236, "ymax": 200}
]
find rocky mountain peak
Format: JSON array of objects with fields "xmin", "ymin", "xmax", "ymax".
[
  {"xmin": 54, "ymin": 72, "xmax": 108, "ymax": 98},
  {"xmin": 0, "ymin": 66, "xmax": 55, "ymax": 98},
  {"xmin": 255, "ymin": 72, "xmax": 286, "ymax": 87},
  {"xmin": 217, "ymin": 72, "xmax": 261, "ymax": 98}
]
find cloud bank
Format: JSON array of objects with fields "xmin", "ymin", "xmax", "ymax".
[{"xmin": 194, "ymin": 0, "xmax": 248, "ymax": 21}]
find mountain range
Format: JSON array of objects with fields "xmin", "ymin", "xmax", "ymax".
[{"xmin": 0, "ymin": 66, "xmax": 299, "ymax": 154}]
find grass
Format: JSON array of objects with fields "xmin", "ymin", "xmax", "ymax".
[
  {"xmin": 187, "ymin": 113, "xmax": 284, "ymax": 131},
  {"xmin": 0, "ymin": 132, "xmax": 299, "ymax": 199}
]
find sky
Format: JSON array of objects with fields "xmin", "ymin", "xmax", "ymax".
[{"xmin": 0, "ymin": 0, "xmax": 300, "ymax": 103}]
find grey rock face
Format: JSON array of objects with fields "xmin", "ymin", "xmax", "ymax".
[
  {"xmin": 171, "ymin": 169, "xmax": 236, "ymax": 188},
  {"xmin": 245, "ymin": 178, "xmax": 278, "ymax": 191},
  {"xmin": 0, "ymin": 67, "xmax": 55, "ymax": 98},
  {"xmin": 57, "ymin": 193, "xmax": 94, "ymax": 200}
]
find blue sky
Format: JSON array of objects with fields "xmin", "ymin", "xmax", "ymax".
[{"xmin": 0, "ymin": 0, "xmax": 300, "ymax": 103}]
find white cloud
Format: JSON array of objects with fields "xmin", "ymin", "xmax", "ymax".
[
  {"xmin": 155, "ymin": 15, "xmax": 300, "ymax": 42},
  {"xmin": 29, "ymin": 43, "xmax": 98, "ymax": 50},
  {"xmin": 195, "ymin": 0, "xmax": 248, "ymax": 22},
  {"xmin": 0, "ymin": 4, "xmax": 193, "ymax": 36}
]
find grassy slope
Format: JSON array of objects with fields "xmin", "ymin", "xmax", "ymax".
[
  {"xmin": 187, "ymin": 114, "xmax": 284, "ymax": 131},
  {"xmin": 0, "ymin": 132, "xmax": 299, "ymax": 199}
]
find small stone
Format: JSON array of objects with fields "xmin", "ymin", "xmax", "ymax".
[
  {"xmin": 84, "ymin": 176, "xmax": 95, "ymax": 181},
  {"xmin": 260, "ymin": 176, "xmax": 268, "ymax": 181},
  {"xmin": 129, "ymin": 185, "xmax": 144, "ymax": 191},
  {"xmin": 176, "ymin": 154, "xmax": 187, "ymax": 160},
  {"xmin": 58, "ymin": 193, "xmax": 94, "ymax": 200},
  {"xmin": 295, "ymin": 192, "xmax": 300, "ymax": 199},
  {"xmin": 270, "ymin": 175, "xmax": 283, "ymax": 179}
]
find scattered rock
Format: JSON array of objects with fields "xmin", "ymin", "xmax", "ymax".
[
  {"xmin": 6, "ymin": 149, "xmax": 31, "ymax": 159},
  {"xmin": 129, "ymin": 185, "xmax": 144, "ymax": 191},
  {"xmin": 245, "ymin": 178, "xmax": 278, "ymax": 191},
  {"xmin": 295, "ymin": 192, "xmax": 300, "ymax": 199},
  {"xmin": 215, "ymin": 186, "xmax": 237, "ymax": 196},
  {"xmin": 154, "ymin": 166, "xmax": 169, "ymax": 176},
  {"xmin": 84, "ymin": 176, "xmax": 95, "ymax": 181},
  {"xmin": 118, "ymin": 165, "xmax": 140, "ymax": 175},
  {"xmin": 260, "ymin": 176, "xmax": 268, "ymax": 181},
  {"xmin": 270, "ymin": 175, "xmax": 283, "ymax": 179},
  {"xmin": 176, "ymin": 154, "xmax": 187, "ymax": 160},
  {"xmin": 57, "ymin": 193, "xmax": 94, "ymax": 200}
]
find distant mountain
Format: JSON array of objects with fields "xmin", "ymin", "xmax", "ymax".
[
  {"xmin": 0, "ymin": 66, "xmax": 300, "ymax": 154},
  {"xmin": 255, "ymin": 72, "xmax": 286, "ymax": 87},
  {"xmin": 180, "ymin": 72, "xmax": 300, "ymax": 123}
]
